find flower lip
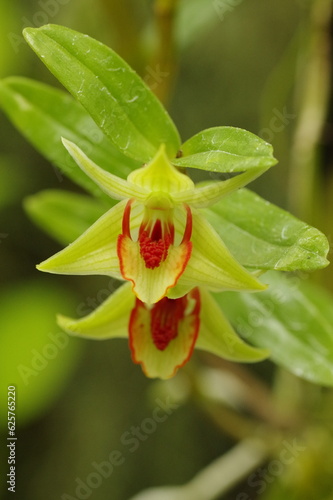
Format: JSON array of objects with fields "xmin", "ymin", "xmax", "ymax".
[
  {"xmin": 117, "ymin": 202, "xmax": 193, "ymax": 303},
  {"xmin": 129, "ymin": 287, "xmax": 201, "ymax": 378}
]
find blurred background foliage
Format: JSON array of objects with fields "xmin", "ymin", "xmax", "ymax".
[{"xmin": 1, "ymin": 0, "xmax": 333, "ymax": 499}]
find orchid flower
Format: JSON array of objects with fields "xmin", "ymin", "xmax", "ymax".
[
  {"xmin": 57, "ymin": 283, "xmax": 268, "ymax": 379},
  {"xmin": 37, "ymin": 140, "xmax": 266, "ymax": 304}
]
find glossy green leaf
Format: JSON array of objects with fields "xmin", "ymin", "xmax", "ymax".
[
  {"xmin": 218, "ymin": 272, "xmax": 333, "ymax": 386},
  {"xmin": 23, "ymin": 25, "xmax": 181, "ymax": 162},
  {"xmin": 24, "ymin": 190, "xmax": 107, "ymax": 245},
  {"xmin": 0, "ymin": 281, "xmax": 83, "ymax": 426},
  {"xmin": 0, "ymin": 77, "xmax": 140, "ymax": 200},
  {"xmin": 173, "ymin": 127, "xmax": 277, "ymax": 172},
  {"xmin": 204, "ymin": 189, "xmax": 329, "ymax": 272}
]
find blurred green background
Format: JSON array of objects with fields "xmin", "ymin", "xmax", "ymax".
[{"xmin": 1, "ymin": 0, "xmax": 333, "ymax": 499}]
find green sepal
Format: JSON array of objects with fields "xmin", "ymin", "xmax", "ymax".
[
  {"xmin": 57, "ymin": 282, "xmax": 133, "ymax": 339},
  {"xmin": 179, "ymin": 211, "xmax": 267, "ymax": 292},
  {"xmin": 173, "ymin": 168, "xmax": 268, "ymax": 208},
  {"xmin": 62, "ymin": 138, "xmax": 148, "ymax": 201},
  {"xmin": 36, "ymin": 200, "xmax": 127, "ymax": 279},
  {"xmin": 196, "ymin": 289, "xmax": 269, "ymax": 362}
]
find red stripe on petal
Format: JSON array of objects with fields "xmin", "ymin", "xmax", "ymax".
[
  {"xmin": 181, "ymin": 204, "xmax": 193, "ymax": 245},
  {"xmin": 122, "ymin": 199, "xmax": 134, "ymax": 238}
]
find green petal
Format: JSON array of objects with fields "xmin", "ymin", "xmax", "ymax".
[
  {"xmin": 37, "ymin": 200, "xmax": 130, "ymax": 278},
  {"xmin": 166, "ymin": 283, "xmax": 194, "ymax": 299},
  {"xmin": 62, "ymin": 138, "xmax": 148, "ymax": 201},
  {"xmin": 57, "ymin": 282, "xmax": 134, "ymax": 339},
  {"xmin": 127, "ymin": 145, "xmax": 194, "ymax": 195},
  {"xmin": 173, "ymin": 168, "xmax": 267, "ymax": 208},
  {"xmin": 196, "ymin": 289, "xmax": 269, "ymax": 361},
  {"xmin": 179, "ymin": 211, "xmax": 267, "ymax": 292}
]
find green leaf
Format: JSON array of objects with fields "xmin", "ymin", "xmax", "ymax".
[
  {"xmin": 204, "ymin": 189, "xmax": 329, "ymax": 272},
  {"xmin": 23, "ymin": 24, "xmax": 180, "ymax": 163},
  {"xmin": 0, "ymin": 77, "xmax": 140, "ymax": 199},
  {"xmin": 218, "ymin": 272, "xmax": 333, "ymax": 386},
  {"xmin": 0, "ymin": 281, "xmax": 83, "ymax": 426},
  {"xmin": 24, "ymin": 189, "xmax": 107, "ymax": 245},
  {"xmin": 173, "ymin": 127, "xmax": 277, "ymax": 172}
]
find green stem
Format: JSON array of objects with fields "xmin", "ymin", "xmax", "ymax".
[
  {"xmin": 183, "ymin": 438, "xmax": 268, "ymax": 500},
  {"xmin": 129, "ymin": 438, "xmax": 268, "ymax": 500},
  {"xmin": 150, "ymin": 0, "xmax": 179, "ymax": 104},
  {"xmin": 288, "ymin": 0, "xmax": 332, "ymax": 224},
  {"xmin": 98, "ymin": 0, "xmax": 143, "ymax": 69}
]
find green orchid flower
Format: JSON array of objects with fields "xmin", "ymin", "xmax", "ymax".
[
  {"xmin": 57, "ymin": 283, "xmax": 268, "ymax": 379},
  {"xmin": 37, "ymin": 139, "xmax": 266, "ymax": 304}
]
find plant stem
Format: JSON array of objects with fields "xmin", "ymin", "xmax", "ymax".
[
  {"xmin": 98, "ymin": 0, "xmax": 143, "ymax": 69},
  {"xmin": 130, "ymin": 438, "xmax": 268, "ymax": 500},
  {"xmin": 150, "ymin": 0, "xmax": 179, "ymax": 103},
  {"xmin": 183, "ymin": 437, "xmax": 268, "ymax": 500},
  {"xmin": 288, "ymin": 0, "xmax": 332, "ymax": 224}
]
